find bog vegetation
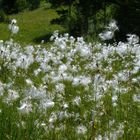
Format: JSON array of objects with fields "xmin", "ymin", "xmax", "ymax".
[
  {"xmin": 0, "ymin": 18, "xmax": 140, "ymax": 140},
  {"xmin": 0, "ymin": 0, "xmax": 140, "ymax": 140}
]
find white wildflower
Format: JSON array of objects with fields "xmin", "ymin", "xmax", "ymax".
[
  {"xmin": 18, "ymin": 102, "xmax": 32, "ymax": 114},
  {"xmin": 73, "ymin": 96, "xmax": 81, "ymax": 106},
  {"xmin": 49, "ymin": 112, "xmax": 57, "ymax": 123},
  {"xmin": 133, "ymin": 94, "xmax": 140, "ymax": 102},
  {"xmin": 112, "ymin": 95, "xmax": 118, "ymax": 106},
  {"xmin": 4, "ymin": 90, "xmax": 19, "ymax": 104},
  {"xmin": 76, "ymin": 125, "xmax": 87, "ymax": 135},
  {"xmin": 72, "ymin": 77, "xmax": 80, "ymax": 86},
  {"xmin": 40, "ymin": 99, "xmax": 55, "ymax": 110},
  {"xmin": 58, "ymin": 64, "xmax": 67, "ymax": 73},
  {"xmin": 11, "ymin": 19, "xmax": 17, "ymax": 24},
  {"xmin": 8, "ymin": 19, "xmax": 19, "ymax": 34},
  {"xmin": 127, "ymin": 34, "xmax": 139, "ymax": 44},
  {"xmin": 95, "ymin": 135, "xmax": 103, "ymax": 140},
  {"xmin": 34, "ymin": 68, "xmax": 41, "ymax": 76},
  {"xmin": 55, "ymin": 83, "xmax": 65, "ymax": 93},
  {"xmin": 99, "ymin": 30, "xmax": 114, "ymax": 40},
  {"xmin": 26, "ymin": 79, "xmax": 33, "ymax": 86},
  {"xmin": 107, "ymin": 20, "xmax": 118, "ymax": 31},
  {"xmin": 62, "ymin": 103, "xmax": 69, "ymax": 109}
]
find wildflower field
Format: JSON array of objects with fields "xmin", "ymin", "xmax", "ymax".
[{"xmin": 0, "ymin": 20, "xmax": 140, "ymax": 140}]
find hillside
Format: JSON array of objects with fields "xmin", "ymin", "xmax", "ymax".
[{"xmin": 0, "ymin": 8, "xmax": 65, "ymax": 44}]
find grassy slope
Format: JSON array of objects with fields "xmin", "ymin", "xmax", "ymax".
[{"xmin": 0, "ymin": 8, "xmax": 65, "ymax": 44}]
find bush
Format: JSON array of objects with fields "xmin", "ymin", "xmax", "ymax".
[
  {"xmin": 40, "ymin": 0, "xmax": 52, "ymax": 9},
  {"xmin": 0, "ymin": 10, "xmax": 8, "ymax": 22},
  {"xmin": 1, "ymin": 0, "xmax": 41, "ymax": 14},
  {"xmin": 15, "ymin": 0, "xmax": 27, "ymax": 12},
  {"xmin": 27, "ymin": 0, "xmax": 41, "ymax": 10}
]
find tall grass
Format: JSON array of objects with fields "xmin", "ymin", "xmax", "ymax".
[{"xmin": 0, "ymin": 21, "xmax": 140, "ymax": 140}]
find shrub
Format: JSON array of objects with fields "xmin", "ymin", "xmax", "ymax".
[
  {"xmin": 0, "ymin": 10, "xmax": 8, "ymax": 22},
  {"xmin": 27, "ymin": 0, "xmax": 41, "ymax": 10},
  {"xmin": 15, "ymin": 0, "xmax": 28, "ymax": 12},
  {"xmin": 0, "ymin": 10, "xmax": 5, "ymax": 22}
]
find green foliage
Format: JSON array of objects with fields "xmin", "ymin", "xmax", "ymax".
[
  {"xmin": 15, "ymin": 0, "xmax": 27, "ymax": 12},
  {"xmin": 0, "ymin": 10, "xmax": 7, "ymax": 22},
  {"xmin": 40, "ymin": 0, "xmax": 52, "ymax": 9},
  {"xmin": 0, "ymin": 30, "xmax": 140, "ymax": 139},
  {"xmin": 27, "ymin": 0, "xmax": 41, "ymax": 10},
  {"xmin": 1, "ymin": 0, "xmax": 16, "ymax": 14},
  {"xmin": 1, "ymin": 0, "xmax": 42, "ymax": 14},
  {"xmin": 113, "ymin": 0, "xmax": 140, "ymax": 41},
  {"xmin": 49, "ymin": 0, "xmax": 140, "ymax": 41}
]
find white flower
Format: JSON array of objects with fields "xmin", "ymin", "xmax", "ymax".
[
  {"xmin": 0, "ymin": 82, "xmax": 4, "ymax": 96},
  {"xmin": 8, "ymin": 19, "xmax": 19, "ymax": 34},
  {"xmin": 0, "ymin": 40, "xmax": 3, "ymax": 44},
  {"xmin": 133, "ymin": 94, "xmax": 140, "ymax": 102},
  {"xmin": 80, "ymin": 76, "xmax": 91, "ymax": 86},
  {"xmin": 9, "ymin": 89, "xmax": 19, "ymax": 99},
  {"xmin": 4, "ymin": 90, "xmax": 19, "ymax": 104},
  {"xmin": 34, "ymin": 68, "xmax": 41, "ymax": 76},
  {"xmin": 95, "ymin": 135, "xmax": 103, "ymax": 140},
  {"xmin": 127, "ymin": 34, "xmax": 139, "ymax": 44},
  {"xmin": 40, "ymin": 99, "xmax": 55, "ymax": 110},
  {"xmin": 58, "ymin": 111, "xmax": 69, "ymax": 120},
  {"xmin": 49, "ymin": 113, "xmax": 57, "ymax": 123},
  {"xmin": 12, "ymin": 25, "xmax": 19, "ymax": 34},
  {"xmin": 62, "ymin": 103, "xmax": 68, "ymax": 109},
  {"xmin": 112, "ymin": 95, "xmax": 118, "ymax": 107},
  {"xmin": 55, "ymin": 83, "xmax": 65, "ymax": 93},
  {"xmin": 25, "ymin": 45, "xmax": 34, "ymax": 54},
  {"xmin": 18, "ymin": 102, "xmax": 32, "ymax": 114},
  {"xmin": 80, "ymin": 46, "xmax": 91, "ymax": 57},
  {"xmin": 107, "ymin": 20, "xmax": 118, "ymax": 31},
  {"xmin": 11, "ymin": 19, "xmax": 17, "ymax": 24},
  {"xmin": 58, "ymin": 64, "xmax": 67, "ymax": 73},
  {"xmin": 76, "ymin": 125, "xmax": 87, "ymax": 135},
  {"xmin": 73, "ymin": 96, "xmax": 81, "ymax": 106},
  {"xmin": 112, "ymin": 95, "xmax": 117, "ymax": 102},
  {"xmin": 9, "ymin": 24, "xmax": 19, "ymax": 34},
  {"xmin": 99, "ymin": 20, "xmax": 118, "ymax": 41},
  {"xmin": 26, "ymin": 79, "xmax": 33, "ymax": 86},
  {"xmin": 99, "ymin": 30, "xmax": 114, "ymax": 40},
  {"xmin": 72, "ymin": 77, "xmax": 80, "ymax": 86}
]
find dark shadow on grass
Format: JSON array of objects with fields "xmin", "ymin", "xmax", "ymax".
[
  {"xmin": 33, "ymin": 29, "xmax": 66, "ymax": 44},
  {"xmin": 33, "ymin": 33, "xmax": 52, "ymax": 44}
]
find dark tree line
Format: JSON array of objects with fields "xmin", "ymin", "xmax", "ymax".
[
  {"xmin": 0, "ymin": 0, "xmax": 140, "ymax": 41},
  {"xmin": 0, "ymin": 0, "xmax": 41, "ymax": 14},
  {"xmin": 50, "ymin": 0, "xmax": 140, "ymax": 41}
]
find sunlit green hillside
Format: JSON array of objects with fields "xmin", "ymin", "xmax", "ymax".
[{"xmin": 0, "ymin": 8, "xmax": 64, "ymax": 44}]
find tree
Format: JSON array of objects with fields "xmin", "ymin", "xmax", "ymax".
[
  {"xmin": 50, "ymin": 0, "xmax": 140, "ymax": 41},
  {"xmin": 2, "ymin": 0, "xmax": 17, "ymax": 14},
  {"xmin": 1, "ymin": 0, "xmax": 41, "ymax": 14},
  {"xmin": 109, "ymin": 0, "xmax": 140, "ymax": 41}
]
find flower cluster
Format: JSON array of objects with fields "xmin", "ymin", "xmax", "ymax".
[
  {"xmin": 99, "ymin": 20, "xmax": 118, "ymax": 40},
  {"xmin": 8, "ymin": 19, "xmax": 19, "ymax": 34},
  {"xmin": 0, "ymin": 20, "xmax": 140, "ymax": 139}
]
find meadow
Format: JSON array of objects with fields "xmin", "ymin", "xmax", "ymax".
[
  {"xmin": 0, "ymin": 18, "xmax": 140, "ymax": 140},
  {"xmin": 0, "ymin": 7, "xmax": 64, "ymax": 45}
]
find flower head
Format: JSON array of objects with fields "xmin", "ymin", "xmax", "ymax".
[{"xmin": 8, "ymin": 19, "xmax": 19, "ymax": 34}]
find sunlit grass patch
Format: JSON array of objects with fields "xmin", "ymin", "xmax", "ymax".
[{"xmin": 0, "ymin": 8, "xmax": 65, "ymax": 44}]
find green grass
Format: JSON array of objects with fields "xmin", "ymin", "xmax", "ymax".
[
  {"xmin": 0, "ymin": 8, "xmax": 65, "ymax": 45},
  {"xmin": 0, "ymin": 9, "xmax": 140, "ymax": 139}
]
